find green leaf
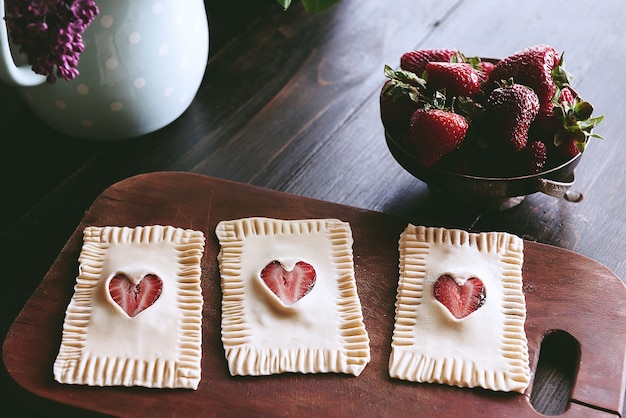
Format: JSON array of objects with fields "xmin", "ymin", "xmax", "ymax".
[
  {"xmin": 456, "ymin": 96, "xmax": 484, "ymax": 123},
  {"xmin": 383, "ymin": 65, "xmax": 426, "ymax": 89},
  {"xmin": 554, "ymin": 130, "xmax": 566, "ymax": 147},
  {"xmin": 553, "ymin": 105, "xmax": 566, "ymax": 121},
  {"xmin": 276, "ymin": 0, "xmax": 292, "ymax": 10},
  {"xmin": 573, "ymin": 129, "xmax": 587, "ymax": 142},
  {"xmin": 573, "ymin": 101, "xmax": 593, "ymax": 120},
  {"xmin": 577, "ymin": 115, "xmax": 604, "ymax": 131},
  {"xmin": 432, "ymin": 90, "xmax": 447, "ymax": 109},
  {"xmin": 301, "ymin": 0, "xmax": 341, "ymax": 13},
  {"xmin": 552, "ymin": 52, "xmax": 573, "ymax": 87}
]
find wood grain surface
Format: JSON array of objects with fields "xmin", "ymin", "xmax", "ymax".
[
  {"xmin": 3, "ymin": 173, "xmax": 625, "ymax": 417},
  {"xmin": 2, "ymin": 0, "xmax": 626, "ymax": 416}
]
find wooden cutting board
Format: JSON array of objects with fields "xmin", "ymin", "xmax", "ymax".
[{"xmin": 3, "ymin": 172, "xmax": 625, "ymax": 417}]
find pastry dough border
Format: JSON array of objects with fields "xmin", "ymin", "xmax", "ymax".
[
  {"xmin": 216, "ymin": 217, "xmax": 370, "ymax": 376},
  {"xmin": 389, "ymin": 225, "xmax": 530, "ymax": 393},
  {"xmin": 53, "ymin": 225, "xmax": 206, "ymax": 389}
]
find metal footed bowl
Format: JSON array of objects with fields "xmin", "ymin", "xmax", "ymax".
[{"xmin": 385, "ymin": 131, "xmax": 583, "ymax": 211}]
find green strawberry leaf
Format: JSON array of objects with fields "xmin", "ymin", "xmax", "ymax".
[
  {"xmin": 577, "ymin": 115, "xmax": 604, "ymax": 132},
  {"xmin": 432, "ymin": 90, "xmax": 447, "ymax": 109},
  {"xmin": 276, "ymin": 0, "xmax": 293, "ymax": 10},
  {"xmin": 573, "ymin": 101, "xmax": 593, "ymax": 120},
  {"xmin": 553, "ymin": 105, "xmax": 566, "ymax": 121},
  {"xmin": 553, "ymin": 130, "xmax": 566, "ymax": 147},
  {"xmin": 301, "ymin": 0, "xmax": 341, "ymax": 12},
  {"xmin": 466, "ymin": 56, "xmax": 480, "ymax": 67},
  {"xmin": 573, "ymin": 129, "xmax": 587, "ymax": 142},
  {"xmin": 465, "ymin": 55, "xmax": 491, "ymax": 72},
  {"xmin": 383, "ymin": 80, "xmax": 416, "ymax": 102},
  {"xmin": 382, "ymin": 65, "xmax": 430, "ymax": 105},
  {"xmin": 552, "ymin": 52, "xmax": 573, "ymax": 87},
  {"xmin": 456, "ymin": 96, "xmax": 484, "ymax": 123},
  {"xmin": 277, "ymin": 0, "xmax": 340, "ymax": 12},
  {"xmin": 384, "ymin": 65, "xmax": 427, "ymax": 88}
]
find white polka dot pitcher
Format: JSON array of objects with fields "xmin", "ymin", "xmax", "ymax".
[{"xmin": 0, "ymin": 1, "xmax": 209, "ymax": 140}]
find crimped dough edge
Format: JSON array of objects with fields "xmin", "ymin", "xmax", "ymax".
[
  {"xmin": 53, "ymin": 225, "xmax": 205, "ymax": 389},
  {"xmin": 216, "ymin": 217, "xmax": 370, "ymax": 376},
  {"xmin": 389, "ymin": 225, "xmax": 530, "ymax": 393}
]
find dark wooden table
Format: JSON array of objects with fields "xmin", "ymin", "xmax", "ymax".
[{"xmin": 1, "ymin": 0, "xmax": 625, "ymax": 416}]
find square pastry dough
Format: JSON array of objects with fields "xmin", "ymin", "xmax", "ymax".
[
  {"xmin": 389, "ymin": 225, "xmax": 530, "ymax": 393},
  {"xmin": 215, "ymin": 217, "xmax": 370, "ymax": 376},
  {"xmin": 53, "ymin": 225, "xmax": 206, "ymax": 389}
]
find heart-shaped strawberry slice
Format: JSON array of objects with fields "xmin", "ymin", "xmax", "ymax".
[
  {"xmin": 433, "ymin": 275, "xmax": 485, "ymax": 319},
  {"xmin": 260, "ymin": 260, "xmax": 316, "ymax": 306},
  {"xmin": 108, "ymin": 273, "xmax": 163, "ymax": 317}
]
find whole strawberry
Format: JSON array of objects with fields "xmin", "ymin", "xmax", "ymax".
[
  {"xmin": 380, "ymin": 65, "xmax": 428, "ymax": 136},
  {"xmin": 424, "ymin": 62, "xmax": 482, "ymax": 99},
  {"xmin": 400, "ymin": 48, "xmax": 460, "ymax": 77},
  {"xmin": 558, "ymin": 86, "xmax": 575, "ymax": 105},
  {"xmin": 528, "ymin": 86, "xmax": 573, "ymax": 142},
  {"xmin": 477, "ymin": 60, "xmax": 495, "ymax": 81},
  {"xmin": 488, "ymin": 45, "xmax": 561, "ymax": 118},
  {"xmin": 553, "ymin": 136, "xmax": 581, "ymax": 165},
  {"xmin": 521, "ymin": 140, "xmax": 548, "ymax": 174},
  {"xmin": 380, "ymin": 79, "xmax": 420, "ymax": 136},
  {"xmin": 551, "ymin": 88, "xmax": 603, "ymax": 158},
  {"xmin": 485, "ymin": 83, "xmax": 540, "ymax": 152},
  {"xmin": 409, "ymin": 108, "xmax": 468, "ymax": 167}
]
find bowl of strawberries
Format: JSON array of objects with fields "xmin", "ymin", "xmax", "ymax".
[{"xmin": 380, "ymin": 45, "xmax": 603, "ymax": 210}]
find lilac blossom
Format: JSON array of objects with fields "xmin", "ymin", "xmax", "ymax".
[{"xmin": 4, "ymin": 0, "xmax": 99, "ymax": 83}]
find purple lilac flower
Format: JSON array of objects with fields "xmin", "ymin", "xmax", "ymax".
[{"xmin": 4, "ymin": 0, "xmax": 99, "ymax": 83}]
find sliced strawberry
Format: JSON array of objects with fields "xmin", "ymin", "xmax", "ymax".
[
  {"xmin": 109, "ymin": 273, "xmax": 163, "ymax": 317},
  {"xmin": 433, "ymin": 275, "xmax": 485, "ymax": 319},
  {"xmin": 400, "ymin": 48, "xmax": 460, "ymax": 77},
  {"xmin": 424, "ymin": 62, "xmax": 482, "ymax": 99},
  {"xmin": 260, "ymin": 260, "xmax": 316, "ymax": 306},
  {"xmin": 409, "ymin": 108, "xmax": 468, "ymax": 168}
]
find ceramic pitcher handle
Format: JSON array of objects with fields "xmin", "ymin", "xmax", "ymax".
[{"xmin": 0, "ymin": 2, "xmax": 46, "ymax": 86}]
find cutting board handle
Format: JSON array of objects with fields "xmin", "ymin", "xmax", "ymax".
[{"xmin": 530, "ymin": 330, "xmax": 581, "ymax": 415}]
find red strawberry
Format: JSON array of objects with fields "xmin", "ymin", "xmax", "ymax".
[
  {"xmin": 380, "ymin": 79, "xmax": 420, "ymax": 136},
  {"xmin": 558, "ymin": 86, "xmax": 575, "ymax": 105},
  {"xmin": 553, "ymin": 135, "xmax": 582, "ymax": 164},
  {"xmin": 409, "ymin": 108, "xmax": 468, "ymax": 168},
  {"xmin": 550, "ymin": 88, "xmax": 603, "ymax": 160},
  {"xmin": 260, "ymin": 260, "xmax": 316, "ymax": 306},
  {"xmin": 477, "ymin": 60, "xmax": 495, "ymax": 80},
  {"xmin": 522, "ymin": 140, "xmax": 548, "ymax": 174},
  {"xmin": 424, "ymin": 62, "xmax": 482, "ymax": 98},
  {"xmin": 464, "ymin": 56, "xmax": 495, "ymax": 86},
  {"xmin": 529, "ymin": 85, "xmax": 577, "ymax": 145},
  {"xmin": 433, "ymin": 275, "xmax": 485, "ymax": 319},
  {"xmin": 528, "ymin": 111, "xmax": 562, "ymax": 145},
  {"xmin": 400, "ymin": 48, "xmax": 460, "ymax": 77},
  {"xmin": 488, "ymin": 44, "xmax": 561, "ymax": 118},
  {"xmin": 485, "ymin": 83, "xmax": 540, "ymax": 151},
  {"xmin": 109, "ymin": 273, "xmax": 163, "ymax": 317}
]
